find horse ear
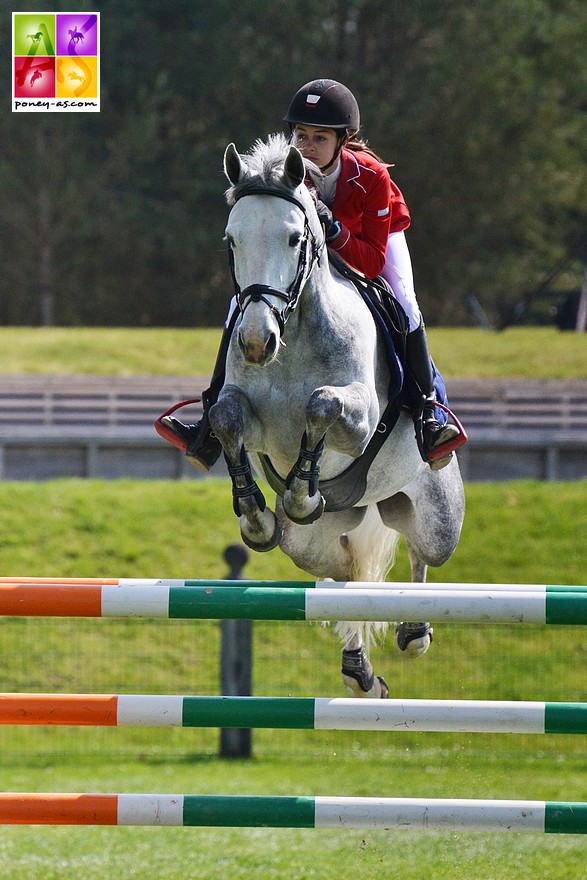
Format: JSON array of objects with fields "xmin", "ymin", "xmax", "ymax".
[
  {"xmin": 224, "ymin": 143, "xmax": 248, "ymax": 185},
  {"xmin": 284, "ymin": 145, "xmax": 306, "ymax": 188}
]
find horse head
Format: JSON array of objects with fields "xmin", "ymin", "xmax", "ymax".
[{"xmin": 223, "ymin": 135, "xmax": 324, "ymax": 366}]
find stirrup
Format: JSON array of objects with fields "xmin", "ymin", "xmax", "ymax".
[
  {"xmin": 154, "ymin": 399, "xmax": 201, "ymax": 453},
  {"xmin": 155, "ymin": 399, "xmax": 223, "ymax": 472},
  {"xmin": 415, "ymin": 399, "xmax": 468, "ymax": 465}
]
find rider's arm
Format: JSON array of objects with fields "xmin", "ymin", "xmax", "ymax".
[{"xmin": 329, "ymin": 166, "xmax": 409, "ymax": 279}]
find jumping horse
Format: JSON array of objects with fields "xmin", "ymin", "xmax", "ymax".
[{"xmin": 177, "ymin": 135, "xmax": 465, "ymax": 698}]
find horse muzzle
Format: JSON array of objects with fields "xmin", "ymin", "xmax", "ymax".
[
  {"xmin": 237, "ymin": 283, "xmax": 286, "ymax": 365},
  {"xmin": 238, "ymin": 325, "xmax": 279, "ymax": 366}
]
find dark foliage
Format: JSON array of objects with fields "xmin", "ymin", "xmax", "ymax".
[{"xmin": 1, "ymin": 0, "xmax": 585, "ymax": 326}]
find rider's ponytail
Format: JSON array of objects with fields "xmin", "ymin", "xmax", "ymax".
[{"xmin": 344, "ymin": 137, "xmax": 385, "ymax": 163}]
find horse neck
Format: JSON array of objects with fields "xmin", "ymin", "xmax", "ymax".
[{"xmin": 301, "ymin": 254, "xmax": 348, "ymax": 325}]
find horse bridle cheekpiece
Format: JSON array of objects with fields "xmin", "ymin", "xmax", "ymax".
[{"xmin": 228, "ymin": 185, "xmax": 324, "ymax": 334}]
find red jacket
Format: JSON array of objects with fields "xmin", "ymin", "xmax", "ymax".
[{"xmin": 314, "ymin": 147, "xmax": 411, "ymax": 279}]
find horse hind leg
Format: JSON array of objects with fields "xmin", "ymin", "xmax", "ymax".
[
  {"xmin": 395, "ymin": 620, "xmax": 433, "ymax": 659},
  {"xmin": 341, "ymin": 628, "xmax": 389, "ymax": 699},
  {"xmin": 337, "ymin": 507, "xmax": 400, "ymax": 698},
  {"xmin": 394, "ymin": 538, "xmax": 433, "ymax": 659},
  {"xmin": 279, "ymin": 505, "xmax": 395, "ymax": 698},
  {"xmin": 377, "ymin": 488, "xmax": 457, "ymax": 661}
]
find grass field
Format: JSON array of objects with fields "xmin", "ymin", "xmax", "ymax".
[
  {"xmin": 0, "ymin": 479, "xmax": 585, "ymax": 879},
  {"xmin": 0, "ymin": 325, "xmax": 585, "ymax": 379}
]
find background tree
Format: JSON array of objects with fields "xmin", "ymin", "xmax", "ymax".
[{"xmin": 0, "ymin": 0, "xmax": 585, "ymax": 327}]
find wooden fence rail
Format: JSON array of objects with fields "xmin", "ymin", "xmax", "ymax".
[{"xmin": 0, "ymin": 377, "xmax": 585, "ymax": 481}]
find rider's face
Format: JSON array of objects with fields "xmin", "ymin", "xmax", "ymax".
[{"xmin": 293, "ymin": 125, "xmax": 339, "ymax": 171}]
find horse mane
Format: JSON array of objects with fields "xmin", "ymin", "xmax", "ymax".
[{"xmin": 225, "ymin": 133, "xmax": 321, "ymax": 206}]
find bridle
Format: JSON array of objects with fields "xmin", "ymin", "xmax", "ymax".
[{"xmin": 227, "ymin": 185, "xmax": 325, "ymax": 335}]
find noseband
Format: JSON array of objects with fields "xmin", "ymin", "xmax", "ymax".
[{"xmin": 228, "ymin": 185, "xmax": 324, "ymax": 334}]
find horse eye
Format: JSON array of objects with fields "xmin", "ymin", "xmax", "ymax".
[{"xmin": 289, "ymin": 233, "xmax": 302, "ymax": 247}]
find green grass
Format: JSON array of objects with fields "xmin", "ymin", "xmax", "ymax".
[
  {"xmin": 0, "ymin": 326, "xmax": 584, "ymax": 378},
  {"xmin": 0, "ymin": 480, "xmax": 585, "ymax": 878},
  {"xmin": 0, "ymin": 478, "xmax": 583, "ymax": 585}
]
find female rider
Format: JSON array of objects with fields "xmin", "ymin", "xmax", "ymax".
[{"xmin": 163, "ymin": 79, "xmax": 464, "ymax": 471}]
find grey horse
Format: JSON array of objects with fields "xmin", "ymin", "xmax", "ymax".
[{"xmin": 208, "ymin": 135, "xmax": 465, "ymax": 698}]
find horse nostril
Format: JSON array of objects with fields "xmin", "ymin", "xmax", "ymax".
[
  {"xmin": 237, "ymin": 329, "xmax": 246, "ymax": 354},
  {"xmin": 265, "ymin": 333, "xmax": 278, "ymax": 358}
]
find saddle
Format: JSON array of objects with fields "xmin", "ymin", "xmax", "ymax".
[
  {"xmin": 327, "ymin": 251, "xmax": 408, "ymax": 398},
  {"xmin": 327, "ymin": 252, "xmax": 451, "ymax": 417}
]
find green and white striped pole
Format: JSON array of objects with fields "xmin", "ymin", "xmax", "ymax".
[
  {"xmin": 3, "ymin": 578, "xmax": 585, "ymax": 593},
  {"xmin": 1, "ymin": 694, "xmax": 586, "ymax": 734},
  {"xmin": 1, "ymin": 583, "xmax": 586, "ymax": 624},
  {"xmin": 2, "ymin": 793, "xmax": 586, "ymax": 833}
]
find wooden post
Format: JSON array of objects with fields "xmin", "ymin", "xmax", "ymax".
[{"xmin": 219, "ymin": 545, "xmax": 252, "ymax": 758}]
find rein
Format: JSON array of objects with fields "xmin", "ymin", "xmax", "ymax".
[{"xmin": 228, "ymin": 185, "xmax": 324, "ymax": 333}]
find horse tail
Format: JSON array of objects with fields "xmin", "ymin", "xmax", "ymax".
[
  {"xmin": 334, "ymin": 504, "xmax": 400, "ymax": 650},
  {"xmin": 347, "ymin": 504, "xmax": 400, "ymax": 582}
]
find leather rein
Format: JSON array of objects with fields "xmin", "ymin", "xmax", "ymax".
[{"xmin": 227, "ymin": 185, "xmax": 325, "ymax": 334}]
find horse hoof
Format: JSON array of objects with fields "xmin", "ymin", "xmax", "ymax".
[
  {"xmin": 240, "ymin": 519, "xmax": 282, "ymax": 553},
  {"xmin": 396, "ymin": 621, "xmax": 433, "ymax": 658},
  {"xmin": 283, "ymin": 492, "xmax": 325, "ymax": 525},
  {"xmin": 342, "ymin": 672, "xmax": 389, "ymax": 699},
  {"xmin": 376, "ymin": 676, "xmax": 389, "ymax": 699}
]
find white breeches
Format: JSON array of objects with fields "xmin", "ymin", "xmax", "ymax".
[{"xmin": 379, "ymin": 231, "xmax": 422, "ymax": 332}]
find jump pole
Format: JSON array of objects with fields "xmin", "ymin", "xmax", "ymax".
[
  {"xmin": 0, "ymin": 793, "xmax": 586, "ymax": 832},
  {"xmin": 1, "ymin": 694, "xmax": 586, "ymax": 734},
  {"xmin": 0, "ymin": 577, "xmax": 584, "ymax": 594},
  {"xmin": 0, "ymin": 583, "xmax": 586, "ymax": 624}
]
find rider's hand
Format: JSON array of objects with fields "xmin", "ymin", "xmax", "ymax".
[{"xmin": 315, "ymin": 199, "xmax": 342, "ymax": 242}]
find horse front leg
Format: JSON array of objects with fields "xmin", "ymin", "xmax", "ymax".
[
  {"xmin": 209, "ymin": 386, "xmax": 281, "ymax": 552},
  {"xmin": 283, "ymin": 382, "xmax": 372, "ymax": 525}
]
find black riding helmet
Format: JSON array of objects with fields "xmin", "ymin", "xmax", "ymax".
[
  {"xmin": 284, "ymin": 79, "xmax": 360, "ymax": 172},
  {"xmin": 284, "ymin": 79, "xmax": 360, "ymax": 132}
]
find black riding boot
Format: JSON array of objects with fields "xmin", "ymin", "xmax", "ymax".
[
  {"xmin": 405, "ymin": 324, "xmax": 460, "ymax": 470},
  {"xmin": 161, "ymin": 316, "xmax": 236, "ymax": 472}
]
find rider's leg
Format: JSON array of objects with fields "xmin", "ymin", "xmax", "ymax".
[
  {"xmin": 381, "ymin": 232, "xmax": 459, "ymax": 470},
  {"xmin": 161, "ymin": 300, "xmax": 238, "ymax": 472},
  {"xmin": 404, "ymin": 323, "xmax": 460, "ymax": 469}
]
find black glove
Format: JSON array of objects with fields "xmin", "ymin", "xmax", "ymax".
[{"xmin": 315, "ymin": 199, "xmax": 342, "ymax": 242}]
